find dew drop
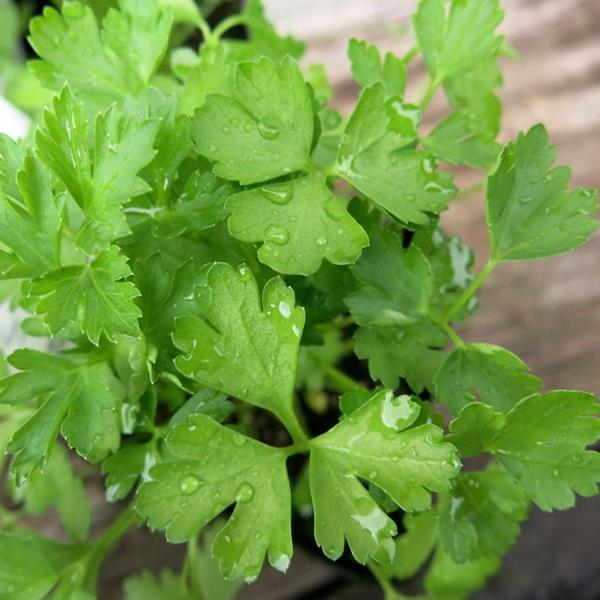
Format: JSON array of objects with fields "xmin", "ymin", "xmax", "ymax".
[
  {"xmin": 405, "ymin": 193, "xmax": 416, "ymax": 203},
  {"xmin": 180, "ymin": 474, "xmax": 202, "ymax": 495},
  {"xmin": 369, "ymin": 470, "xmax": 378, "ymax": 479},
  {"xmin": 265, "ymin": 225, "xmax": 289, "ymax": 245},
  {"xmin": 238, "ymin": 264, "xmax": 253, "ymax": 281},
  {"xmin": 315, "ymin": 236, "xmax": 328, "ymax": 246},
  {"xmin": 236, "ymin": 482, "xmax": 255, "ymax": 503},
  {"xmin": 324, "ymin": 199, "xmax": 345, "ymax": 221},
  {"xmin": 257, "ymin": 121, "xmax": 280, "ymax": 140},
  {"xmin": 222, "ymin": 125, "xmax": 231, "ymax": 134},
  {"xmin": 230, "ymin": 118, "xmax": 239, "ymax": 127},
  {"xmin": 233, "ymin": 435, "xmax": 247, "ymax": 446},
  {"xmin": 519, "ymin": 196, "xmax": 534, "ymax": 205},
  {"xmin": 243, "ymin": 122, "xmax": 254, "ymax": 133},
  {"xmin": 261, "ymin": 185, "xmax": 292, "ymax": 205}
]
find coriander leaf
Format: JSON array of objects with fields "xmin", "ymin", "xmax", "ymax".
[
  {"xmin": 36, "ymin": 87, "xmax": 159, "ymax": 253},
  {"xmin": 0, "ymin": 0, "xmax": 18, "ymax": 72},
  {"xmin": 29, "ymin": 0, "xmax": 172, "ymax": 111},
  {"xmin": 382, "ymin": 510, "xmax": 438, "ymax": 581},
  {"xmin": 310, "ymin": 390, "xmax": 459, "ymax": 562},
  {"xmin": 241, "ymin": 0, "xmax": 304, "ymax": 61},
  {"xmin": 136, "ymin": 415, "xmax": 293, "ymax": 582},
  {"xmin": 448, "ymin": 391, "xmax": 600, "ymax": 510},
  {"xmin": 348, "ymin": 39, "xmax": 406, "ymax": 97},
  {"xmin": 124, "ymin": 570, "xmax": 192, "ymax": 600},
  {"xmin": 424, "ymin": 546, "xmax": 500, "ymax": 600},
  {"xmin": 439, "ymin": 468, "xmax": 528, "ymax": 563},
  {"xmin": 192, "ymin": 56, "xmax": 313, "ymax": 184},
  {"xmin": 30, "ymin": 246, "xmax": 141, "ymax": 345},
  {"xmin": 345, "ymin": 221, "xmax": 432, "ymax": 326},
  {"xmin": 413, "ymin": 0, "xmax": 504, "ymax": 84},
  {"xmin": 0, "ymin": 531, "xmax": 82, "ymax": 600},
  {"xmin": 0, "ymin": 143, "xmax": 63, "ymax": 278},
  {"xmin": 444, "ymin": 56, "xmax": 503, "ymax": 139},
  {"xmin": 168, "ymin": 388, "xmax": 234, "ymax": 428},
  {"xmin": 412, "ymin": 225, "xmax": 474, "ymax": 318},
  {"xmin": 102, "ymin": 442, "xmax": 157, "ymax": 502},
  {"xmin": 21, "ymin": 443, "xmax": 91, "ymax": 543},
  {"xmin": 173, "ymin": 262, "xmax": 305, "ymax": 439},
  {"xmin": 227, "ymin": 174, "xmax": 368, "ymax": 275},
  {"xmin": 423, "ymin": 111, "xmax": 500, "ymax": 168},
  {"xmin": 354, "ymin": 322, "xmax": 446, "ymax": 393},
  {"xmin": 487, "ymin": 125, "xmax": 599, "ymax": 261},
  {"xmin": 435, "ymin": 343, "xmax": 541, "ymax": 415},
  {"xmin": 337, "ymin": 83, "xmax": 456, "ymax": 225},
  {"xmin": 1, "ymin": 349, "xmax": 124, "ymax": 481}
]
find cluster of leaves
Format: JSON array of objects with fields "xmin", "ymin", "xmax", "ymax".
[{"xmin": 0, "ymin": 0, "xmax": 598, "ymax": 599}]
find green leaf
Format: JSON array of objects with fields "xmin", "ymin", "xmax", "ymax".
[
  {"xmin": 413, "ymin": 0, "xmax": 504, "ymax": 84},
  {"xmin": 347, "ymin": 39, "xmax": 406, "ymax": 97},
  {"xmin": 21, "ymin": 443, "xmax": 91, "ymax": 542},
  {"xmin": 439, "ymin": 468, "xmax": 528, "ymax": 563},
  {"xmin": 0, "ymin": 138, "xmax": 63, "ymax": 278},
  {"xmin": 124, "ymin": 570, "xmax": 192, "ymax": 600},
  {"xmin": 423, "ymin": 111, "xmax": 500, "ymax": 168},
  {"xmin": 487, "ymin": 125, "xmax": 599, "ymax": 261},
  {"xmin": 29, "ymin": 0, "xmax": 173, "ymax": 111},
  {"xmin": 168, "ymin": 387, "xmax": 234, "ymax": 428},
  {"xmin": 448, "ymin": 391, "xmax": 600, "ymax": 510},
  {"xmin": 0, "ymin": 531, "xmax": 82, "ymax": 600},
  {"xmin": 136, "ymin": 415, "xmax": 293, "ymax": 582},
  {"xmin": 102, "ymin": 441, "xmax": 157, "ymax": 502},
  {"xmin": 227, "ymin": 174, "xmax": 368, "ymax": 275},
  {"xmin": 1, "ymin": 349, "xmax": 124, "ymax": 481},
  {"xmin": 345, "ymin": 220, "xmax": 432, "ymax": 326},
  {"xmin": 354, "ymin": 322, "xmax": 446, "ymax": 393},
  {"xmin": 337, "ymin": 83, "xmax": 456, "ymax": 225},
  {"xmin": 309, "ymin": 390, "xmax": 459, "ymax": 563},
  {"xmin": 424, "ymin": 546, "xmax": 500, "ymax": 600},
  {"xmin": 36, "ymin": 87, "xmax": 160, "ymax": 253},
  {"xmin": 0, "ymin": 0, "xmax": 18, "ymax": 71},
  {"xmin": 435, "ymin": 343, "xmax": 541, "ymax": 415},
  {"xmin": 192, "ymin": 56, "xmax": 313, "ymax": 184},
  {"xmin": 241, "ymin": 0, "xmax": 304, "ymax": 62},
  {"xmin": 382, "ymin": 510, "xmax": 438, "ymax": 581},
  {"xmin": 173, "ymin": 262, "xmax": 305, "ymax": 440},
  {"xmin": 30, "ymin": 246, "xmax": 141, "ymax": 345}
]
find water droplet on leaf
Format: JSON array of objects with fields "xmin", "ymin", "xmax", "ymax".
[
  {"xmin": 180, "ymin": 474, "xmax": 202, "ymax": 495},
  {"xmin": 265, "ymin": 225, "xmax": 289, "ymax": 245}
]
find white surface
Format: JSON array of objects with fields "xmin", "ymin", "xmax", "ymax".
[{"xmin": 0, "ymin": 95, "xmax": 29, "ymax": 139}]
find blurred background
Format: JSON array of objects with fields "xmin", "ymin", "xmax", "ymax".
[{"xmin": 1, "ymin": 0, "xmax": 599, "ymax": 598}]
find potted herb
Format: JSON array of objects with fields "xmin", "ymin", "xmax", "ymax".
[{"xmin": 0, "ymin": 1, "xmax": 598, "ymax": 599}]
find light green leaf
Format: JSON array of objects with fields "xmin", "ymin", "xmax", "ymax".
[
  {"xmin": 337, "ymin": 83, "xmax": 456, "ymax": 225},
  {"xmin": 310, "ymin": 390, "xmax": 459, "ymax": 563},
  {"xmin": 345, "ymin": 220, "xmax": 432, "ymax": 326},
  {"xmin": 0, "ymin": 143, "xmax": 63, "ymax": 278},
  {"xmin": 439, "ymin": 468, "xmax": 528, "ymax": 563},
  {"xmin": 29, "ymin": 0, "xmax": 172, "ymax": 111},
  {"xmin": 227, "ymin": 173, "xmax": 368, "ymax": 275},
  {"xmin": 448, "ymin": 391, "xmax": 600, "ymax": 510},
  {"xmin": 124, "ymin": 570, "xmax": 192, "ymax": 600},
  {"xmin": 173, "ymin": 262, "xmax": 305, "ymax": 440},
  {"xmin": 36, "ymin": 87, "xmax": 159, "ymax": 253},
  {"xmin": 423, "ymin": 111, "xmax": 500, "ymax": 168},
  {"xmin": 435, "ymin": 343, "xmax": 541, "ymax": 415},
  {"xmin": 348, "ymin": 38, "xmax": 406, "ymax": 97},
  {"xmin": 487, "ymin": 125, "xmax": 599, "ymax": 261},
  {"xmin": 0, "ymin": 531, "xmax": 82, "ymax": 600},
  {"xmin": 192, "ymin": 56, "xmax": 313, "ymax": 184},
  {"xmin": 136, "ymin": 415, "xmax": 293, "ymax": 582},
  {"xmin": 21, "ymin": 443, "xmax": 91, "ymax": 542},
  {"xmin": 354, "ymin": 322, "xmax": 446, "ymax": 393},
  {"xmin": 413, "ymin": 0, "xmax": 504, "ymax": 84},
  {"xmin": 1, "ymin": 349, "xmax": 124, "ymax": 481},
  {"xmin": 30, "ymin": 246, "xmax": 141, "ymax": 345}
]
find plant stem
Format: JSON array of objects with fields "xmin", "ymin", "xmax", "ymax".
[
  {"xmin": 418, "ymin": 76, "xmax": 439, "ymax": 111},
  {"xmin": 443, "ymin": 257, "xmax": 498, "ymax": 323},
  {"xmin": 403, "ymin": 44, "xmax": 419, "ymax": 65},
  {"xmin": 428, "ymin": 310, "xmax": 465, "ymax": 348},
  {"xmin": 186, "ymin": 537, "xmax": 202, "ymax": 598},
  {"xmin": 368, "ymin": 561, "xmax": 405, "ymax": 600},
  {"xmin": 212, "ymin": 14, "xmax": 247, "ymax": 40},
  {"xmin": 322, "ymin": 363, "xmax": 363, "ymax": 394}
]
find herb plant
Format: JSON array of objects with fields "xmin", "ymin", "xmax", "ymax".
[{"xmin": 0, "ymin": 0, "xmax": 599, "ymax": 598}]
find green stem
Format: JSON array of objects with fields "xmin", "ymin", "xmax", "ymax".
[
  {"xmin": 83, "ymin": 505, "xmax": 136, "ymax": 593},
  {"xmin": 186, "ymin": 537, "xmax": 202, "ymax": 598},
  {"xmin": 283, "ymin": 410, "xmax": 309, "ymax": 447},
  {"xmin": 403, "ymin": 44, "xmax": 419, "ymax": 64},
  {"xmin": 428, "ymin": 310, "xmax": 465, "ymax": 348},
  {"xmin": 443, "ymin": 257, "xmax": 498, "ymax": 323},
  {"xmin": 196, "ymin": 12, "xmax": 212, "ymax": 42},
  {"xmin": 368, "ymin": 561, "xmax": 404, "ymax": 599},
  {"xmin": 322, "ymin": 363, "xmax": 363, "ymax": 394},
  {"xmin": 212, "ymin": 14, "xmax": 247, "ymax": 40},
  {"xmin": 418, "ymin": 76, "xmax": 439, "ymax": 111}
]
